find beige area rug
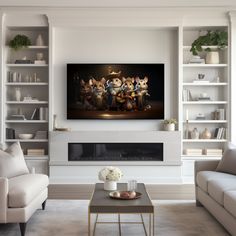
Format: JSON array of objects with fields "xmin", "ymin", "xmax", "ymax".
[{"xmin": 0, "ymin": 200, "xmax": 229, "ymax": 236}]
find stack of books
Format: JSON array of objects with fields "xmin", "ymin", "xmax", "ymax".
[
  {"xmin": 185, "ymin": 148, "xmax": 202, "ymax": 156},
  {"xmin": 27, "ymin": 149, "xmax": 45, "ymax": 156},
  {"xmin": 31, "ymin": 107, "xmax": 48, "ymax": 120},
  {"xmin": 183, "ymin": 89, "xmax": 193, "ymax": 101},
  {"xmin": 214, "ymin": 127, "xmax": 226, "ymax": 139},
  {"xmin": 203, "ymin": 149, "xmax": 223, "ymax": 156},
  {"xmin": 34, "ymin": 131, "xmax": 48, "ymax": 139}
]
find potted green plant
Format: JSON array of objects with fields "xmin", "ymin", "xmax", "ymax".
[
  {"xmin": 9, "ymin": 34, "xmax": 32, "ymax": 51},
  {"xmin": 190, "ymin": 31, "xmax": 228, "ymax": 64},
  {"xmin": 163, "ymin": 118, "xmax": 177, "ymax": 131}
]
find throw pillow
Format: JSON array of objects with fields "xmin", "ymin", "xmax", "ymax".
[
  {"xmin": 0, "ymin": 142, "xmax": 29, "ymax": 178},
  {"xmin": 216, "ymin": 148, "xmax": 236, "ymax": 175}
]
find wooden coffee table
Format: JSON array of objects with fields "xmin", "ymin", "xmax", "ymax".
[{"xmin": 88, "ymin": 183, "xmax": 154, "ymax": 236}]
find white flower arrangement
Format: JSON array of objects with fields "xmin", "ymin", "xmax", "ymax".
[{"xmin": 98, "ymin": 166, "xmax": 123, "ymax": 182}]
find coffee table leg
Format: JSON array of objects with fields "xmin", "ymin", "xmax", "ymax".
[
  {"xmin": 88, "ymin": 209, "xmax": 90, "ymax": 236},
  {"xmin": 118, "ymin": 214, "xmax": 121, "ymax": 236},
  {"xmin": 152, "ymin": 213, "xmax": 155, "ymax": 236}
]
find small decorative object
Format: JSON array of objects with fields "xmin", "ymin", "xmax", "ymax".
[
  {"xmin": 36, "ymin": 52, "xmax": 44, "ymax": 60},
  {"xmin": 189, "ymin": 55, "xmax": 205, "ymax": 64},
  {"xmin": 18, "ymin": 133, "xmax": 34, "ymax": 139},
  {"xmin": 31, "ymin": 167, "xmax": 35, "ymax": 174},
  {"xmin": 198, "ymin": 74, "xmax": 205, "ymax": 80},
  {"xmin": 127, "ymin": 180, "xmax": 137, "ymax": 191},
  {"xmin": 190, "ymin": 31, "xmax": 228, "ymax": 56},
  {"xmin": 196, "ymin": 113, "xmax": 206, "ymax": 120},
  {"xmin": 36, "ymin": 34, "xmax": 44, "ymax": 46},
  {"xmin": 12, "ymin": 72, "xmax": 17, "ymax": 82},
  {"xmin": 109, "ymin": 191, "xmax": 142, "ymax": 200},
  {"xmin": 15, "ymin": 88, "xmax": 21, "ymax": 101},
  {"xmin": 205, "ymin": 51, "xmax": 220, "ymax": 64},
  {"xmin": 98, "ymin": 166, "xmax": 123, "ymax": 191},
  {"xmin": 191, "ymin": 128, "xmax": 200, "ymax": 139},
  {"xmin": 9, "ymin": 34, "xmax": 31, "ymax": 51},
  {"xmin": 201, "ymin": 128, "xmax": 212, "ymax": 139},
  {"xmin": 163, "ymin": 118, "xmax": 177, "ymax": 131}
]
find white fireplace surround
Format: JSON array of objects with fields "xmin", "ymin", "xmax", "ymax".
[{"xmin": 49, "ymin": 131, "xmax": 182, "ymax": 183}]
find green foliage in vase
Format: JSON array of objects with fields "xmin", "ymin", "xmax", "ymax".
[
  {"xmin": 164, "ymin": 118, "xmax": 177, "ymax": 125},
  {"xmin": 190, "ymin": 31, "xmax": 228, "ymax": 56},
  {"xmin": 9, "ymin": 34, "xmax": 32, "ymax": 51}
]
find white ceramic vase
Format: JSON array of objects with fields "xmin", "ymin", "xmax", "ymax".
[
  {"xmin": 36, "ymin": 34, "xmax": 44, "ymax": 46},
  {"xmin": 165, "ymin": 123, "xmax": 175, "ymax": 131},
  {"xmin": 104, "ymin": 181, "xmax": 117, "ymax": 191},
  {"xmin": 15, "ymin": 88, "xmax": 21, "ymax": 101},
  {"xmin": 206, "ymin": 51, "xmax": 219, "ymax": 64}
]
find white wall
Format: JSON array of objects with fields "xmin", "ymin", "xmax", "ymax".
[{"xmin": 53, "ymin": 27, "xmax": 178, "ymax": 131}]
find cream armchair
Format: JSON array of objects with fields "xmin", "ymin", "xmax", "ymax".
[{"xmin": 0, "ymin": 142, "xmax": 49, "ymax": 236}]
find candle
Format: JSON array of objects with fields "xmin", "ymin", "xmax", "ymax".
[{"xmin": 186, "ymin": 109, "xmax": 189, "ymax": 121}]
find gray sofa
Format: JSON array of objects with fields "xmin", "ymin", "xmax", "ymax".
[{"xmin": 195, "ymin": 160, "xmax": 236, "ymax": 236}]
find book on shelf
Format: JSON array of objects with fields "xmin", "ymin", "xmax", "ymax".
[
  {"xmin": 182, "ymin": 89, "xmax": 193, "ymax": 101},
  {"xmin": 6, "ymin": 128, "xmax": 15, "ymax": 139},
  {"xmin": 34, "ymin": 131, "xmax": 48, "ymax": 139},
  {"xmin": 213, "ymin": 109, "xmax": 225, "ymax": 120},
  {"xmin": 203, "ymin": 149, "xmax": 223, "ymax": 156},
  {"xmin": 185, "ymin": 148, "xmax": 202, "ymax": 155},
  {"xmin": 27, "ymin": 149, "xmax": 45, "ymax": 156},
  {"xmin": 214, "ymin": 127, "xmax": 226, "ymax": 139}
]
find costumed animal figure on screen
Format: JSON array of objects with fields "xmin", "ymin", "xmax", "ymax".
[
  {"xmin": 135, "ymin": 76, "xmax": 150, "ymax": 110},
  {"xmin": 79, "ymin": 79, "xmax": 94, "ymax": 110},
  {"xmin": 122, "ymin": 77, "xmax": 136, "ymax": 111},
  {"xmin": 92, "ymin": 78, "xmax": 107, "ymax": 110}
]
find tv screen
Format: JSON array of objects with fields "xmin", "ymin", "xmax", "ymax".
[{"xmin": 67, "ymin": 64, "xmax": 164, "ymax": 119}]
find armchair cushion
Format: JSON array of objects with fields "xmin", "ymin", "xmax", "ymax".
[
  {"xmin": 8, "ymin": 174, "xmax": 49, "ymax": 208},
  {"xmin": 0, "ymin": 142, "xmax": 29, "ymax": 178},
  {"xmin": 216, "ymin": 149, "xmax": 236, "ymax": 175}
]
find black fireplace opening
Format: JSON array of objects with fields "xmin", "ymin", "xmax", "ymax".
[{"xmin": 68, "ymin": 143, "xmax": 163, "ymax": 161}]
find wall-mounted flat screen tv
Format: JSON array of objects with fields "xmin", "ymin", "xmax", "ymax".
[{"xmin": 67, "ymin": 64, "xmax": 164, "ymax": 119}]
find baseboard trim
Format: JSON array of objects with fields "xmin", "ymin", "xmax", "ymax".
[{"xmin": 48, "ymin": 184, "xmax": 195, "ymax": 200}]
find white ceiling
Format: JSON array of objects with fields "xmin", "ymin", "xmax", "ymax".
[{"xmin": 1, "ymin": 0, "xmax": 236, "ymax": 8}]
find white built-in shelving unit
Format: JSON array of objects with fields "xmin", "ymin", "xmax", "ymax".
[
  {"xmin": 179, "ymin": 26, "xmax": 229, "ymax": 160},
  {"xmin": 1, "ymin": 15, "xmax": 49, "ymax": 174}
]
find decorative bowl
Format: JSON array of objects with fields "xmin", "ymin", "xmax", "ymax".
[
  {"xmin": 109, "ymin": 191, "xmax": 142, "ymax": 200},
  {"xmin": 18, "ymin": 134, "xmax": 34, "ymax": 139}
]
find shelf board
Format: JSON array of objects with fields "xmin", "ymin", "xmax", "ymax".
[
  {"xmin": 183, "ymin": 120, "xmax": 227, "ymax": 123},
  {"xmin": 25, "ymin": 155, "xmax": 49, "ymax": 161},
  {"xmin": 6, "ymin": 101, "xmax": 48, "ymax": 104},
  {"xmin": 183, "ymin": 64, "xmax": 227, "ymax": 68},
  {"xmin": 183, "ymin": 46, "xmax": 228, "ymax": 50},
  {"xmin": 181, "ymin": 155, "xmax": 222, "ymax": 160},
  {"xmin": 7, "ymin": 26, "xmax": 48, "ymax": 31},
  {"xmin": 5, "ymin": 82, "xmax": 48, "ymax": 86},
  {"xmin": 5, "ymin": 120, "xmax": 48, "ymax": 123},
  {"xmin": 6, "ymin": 64, "xmax": 48, "ymax": 67},
  {"xmin": 5, "ymin": 139, "xmax": 48, "ymax": 142},
  {"xmin": 182, "ymin": 139, "xmax": 227, "ymax": 142},
  {"xmin": 183, "ymin": 101, "xmax": 227, "ymax": 105},
  {"xmin": 183, "ymin": 82, "xmax": 227, "ymax": 86}
]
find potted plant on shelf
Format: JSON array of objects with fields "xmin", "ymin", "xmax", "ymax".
[
  {"xmin": 9, "ymin": 34, "xmax": 32, "ymax": 51},
  {"xmin": 190, "ymin": 30, "xmax": 228, "ymax": 64},
  {"xmin": 163, "ymin": 118, "xmax": 177, "ymax": 131}
]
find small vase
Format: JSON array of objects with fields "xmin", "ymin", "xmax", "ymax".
[
  {"xmin": 36, "ymin": 34, "xmax": 44, "ymax": 46},
  {"xmin": 191, "ymin": 128, "xmax": 199, "ymax": 139},
  {"xmin": 206, "ymin": 51, "xmax": 219, "ymax": 64},
  {"xmin": 165, "ymin": 123, "xmax": 175, "ymax": 131},
  {"xmin": 202, "ymin": 128, "xmax": 212, "ymax": 139},
  {"xmin": 15, "ymin": 88, "xmax": 21, "ymax": 101},
  {"xmin": 104, "ymin": 181, "xmax": 117, "ymax": 191}
]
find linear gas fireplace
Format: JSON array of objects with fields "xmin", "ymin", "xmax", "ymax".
[{"xmin": 68, "ymin": 143, "xmax": 163, "ymax": 161}]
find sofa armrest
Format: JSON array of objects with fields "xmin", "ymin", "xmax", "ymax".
[
  {"xmin": 194, "ymin": 160, "xmax": 220, "ymax": 185},
  {"xmin": 0, "ymin": 177, "xmax": 8, "ymax": 223}
]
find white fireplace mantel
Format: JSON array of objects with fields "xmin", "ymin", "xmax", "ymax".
[{"xmin": 49, "ymin": 131, "xmax": 182, "ymax": 184}]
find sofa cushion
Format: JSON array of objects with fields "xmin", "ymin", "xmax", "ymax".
[
  {"xmin": 216, "ymin": 149, "xmax": 236, "ymax": 175},
  {"xmin": 0, "ymin": 142, "xmax": 29, "ymax": 178},
  {"xmin": 196, "ymin": 171, "xmax": 236, "ymax": 192},
  {"xmin": 208, "ymin": 179, "xmax": 236, "ymax": 205},
  {"xmin": 8, "ymin": 174, "xmax": 49, "ymax": 208},
  {"xmin": 224, "ymin": 191, "xmax": 236, "ymax": 218}
]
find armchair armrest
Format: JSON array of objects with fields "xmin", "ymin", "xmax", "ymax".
[
  {"xmin": 0, "ymin": 177, "xmax": 8, "ymax": 223},
  {"xmin": 194, "ymin": 160, "xmax": 220, "ymax": 185}
]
